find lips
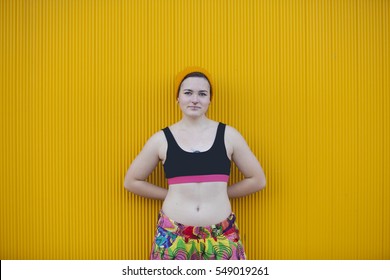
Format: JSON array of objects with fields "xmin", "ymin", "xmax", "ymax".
[{"xmin": 188, "ymin": 106, "xmax": 201, "ymax": 109}]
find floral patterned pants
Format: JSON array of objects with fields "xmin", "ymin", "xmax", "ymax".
[{"xmin": 150, "ymin": 210, "xmax": 246, "ymax": 260}]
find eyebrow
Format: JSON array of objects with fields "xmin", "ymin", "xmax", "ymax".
[{"xmin": 183, "ymin": 89, "xmax": 208, "ymax": 92}]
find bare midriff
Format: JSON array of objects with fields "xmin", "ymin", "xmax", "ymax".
[{"xmin": 161, "ymin": 182, "xmax": 232, "ymax": 226}]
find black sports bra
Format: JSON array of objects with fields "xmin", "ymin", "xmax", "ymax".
[{"xmin": 162, "ymin": 122, "xmax": 231, "ymax": 185}]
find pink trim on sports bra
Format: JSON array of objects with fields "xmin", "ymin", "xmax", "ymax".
[{"xmin": 167, "ymin": 174, "xmax": 229, "ymax": 185}]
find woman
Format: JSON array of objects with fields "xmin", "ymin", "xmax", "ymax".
[{"xmin": 124, "ymin": 66, "xmax": 266, "ymax": 260}]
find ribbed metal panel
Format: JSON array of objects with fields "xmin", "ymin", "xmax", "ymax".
[{"xmin": 0, "ymin": 0, "xmax": 389, "ymax": 259}]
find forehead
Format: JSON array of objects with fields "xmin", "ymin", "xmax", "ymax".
[{"xmin": 180, "ymin": 77, "xmax": 210, "ymax": 91}]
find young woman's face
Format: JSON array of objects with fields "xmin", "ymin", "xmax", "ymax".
[{"xmin": 177, "ymin": 77, "xmax": 211, "ymax": 117}]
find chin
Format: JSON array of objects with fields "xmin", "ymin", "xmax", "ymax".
[{"xmin": 184, "ymin": 111, "xmax": 206, "ymax": 117}]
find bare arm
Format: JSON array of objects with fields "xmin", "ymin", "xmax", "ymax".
[
  {"xmin": 123, "ymin": 131, "xmax": 167, "ymax": 200},
  {"xmin": 226, "ymin": 126, "xmax": 266, "ymax": 198}
]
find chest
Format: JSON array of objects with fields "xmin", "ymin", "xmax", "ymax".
[
  {"xmin": 173, "ymin": 131, "xmax": 216, "ymax": 152},
  {"xmin": 159, "ymin": 129, "xmax": 233, "ymax": 163}
]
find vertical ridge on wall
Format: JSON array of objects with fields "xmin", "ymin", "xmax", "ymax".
[
  {"xmin": 383, "ymin": 0, "xmax": 390, "ymax": 258},
  {"xmin": 0, "ymin": 0, "xmax": 389, "ymax": 260}
]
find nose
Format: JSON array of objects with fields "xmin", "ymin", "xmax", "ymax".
[{"xmin": 191, "ymin": 94, "xmax": 199, "ymax": 103}]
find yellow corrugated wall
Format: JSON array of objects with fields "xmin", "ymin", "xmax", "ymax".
[{"xmin": 1, "ymin": 0, "xmax": 389, "ymax": 260}]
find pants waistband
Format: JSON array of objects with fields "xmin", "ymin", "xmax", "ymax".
[{"xmin": 157, "ymin": 210, "xmax": 238, "ymax": 240}]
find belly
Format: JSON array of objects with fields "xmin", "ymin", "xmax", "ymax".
[{"xmin": 162, "ymin": 182, "xmax": 232, "ymax": 226}]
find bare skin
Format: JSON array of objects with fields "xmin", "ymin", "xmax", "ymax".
[{"xmin": 124, "ymin": 77, "xmax": 266, "ymax": 226}]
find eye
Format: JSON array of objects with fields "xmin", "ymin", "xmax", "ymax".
[
  {"xmin": 199, "ymin": 92, "xmax": 207, "ymax": 96},
  {"xmin": 184, "ymin": 91, "xmax": 192, "ymax": 95}
]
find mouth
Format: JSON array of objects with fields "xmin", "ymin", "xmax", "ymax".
[{"xmin": 188, "ymin": 106, "xmax": 201, "ymax": 109}]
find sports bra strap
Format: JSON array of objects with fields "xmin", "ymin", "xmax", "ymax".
[
  {"xmin": 162, "ymin": 127, "xmax": 176, "ymax": 147},
  {"xmin": 216, "ymin": 122, "xmax": 225, "ymax": 141},
  {"xmin": 163, "ymin": 122, "xmax": 225, "ymax": 151}
]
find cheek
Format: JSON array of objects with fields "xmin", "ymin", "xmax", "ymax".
[{"xmin": 177, "ymin": 96, "xmax": 186, "ymax": 104}]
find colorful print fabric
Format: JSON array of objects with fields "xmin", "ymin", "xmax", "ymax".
[{"xmin": 150, "ymin": 210, "xmax": 246, "ymax": 260}]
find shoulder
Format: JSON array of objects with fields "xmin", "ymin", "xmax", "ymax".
[
  {"xmin": 224, "ymin": 124, "xmax": 245, "ymax": 142},
  {"xmin": 164, "ymin": 121, "xmax": 183, "ymax": 133},
  {"xmin": 147, "ymin": 129, "xmax": 166, "ymax": 144},
  {"xmin": 222, "ymin": 124, "xmax": 249, "ymax": 158},
  {"xmin": 135, "ymin": 129, "xmax": 168, "ymax": 162},
  {"xmin": 152, "ymin": 129, "xmax": 169, "ymax": 161},
  {"xmin": 224, "ymin": 124, "xmax": 252, "ymax": 150},
  {"xmin": 142, "ymin": 129, "xmax": 167, "ymax": 155}
]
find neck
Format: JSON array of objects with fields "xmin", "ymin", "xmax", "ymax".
[{"xmin": 180, "ymin": 115, "xmax": 210, "ymax": 129}]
